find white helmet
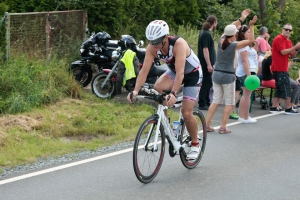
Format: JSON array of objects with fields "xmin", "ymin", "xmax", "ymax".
[{"xmin": 145, "ymin": 20, "xmax": 169, "ymax": 43}]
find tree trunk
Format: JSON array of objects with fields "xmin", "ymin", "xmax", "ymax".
[
  {"xmin": 259, "ymin": 0, "xmax": 286, "ymax": 27},
  {"xmin": 259, "ymin": 0, "xmax": 267, "ymax": 26},
  {"xmin": 277, "ymin": 0, "xmax": 286, "ymax": 11}
]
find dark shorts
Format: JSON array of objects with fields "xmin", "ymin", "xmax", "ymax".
[
  {"xmin": 235, "ymin": 78, "xmax": 241, "ymax": 91},
  {"xmin": 237, "ymin": 72, "xmax": 257, "ymax": 88},
  {"xmin": 273, "ymin": 72, "xmax": 291, "ymax": 99},
  {"xmin": 164, "ymin": 69, "xmax": 202, "ymax": 102}
]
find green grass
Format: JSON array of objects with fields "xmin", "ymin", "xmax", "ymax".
[{"xmin": 0, "ymin": 92, "xmax": 180, "ymax": 168}]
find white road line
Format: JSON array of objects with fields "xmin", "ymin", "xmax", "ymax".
[
  {"xmin": 0, "ymin": 148, "xmax": 133, "ymax": 185},
  {"xmin": 0, "ymin": 112, "xmax": 283, "ymax": 186}
]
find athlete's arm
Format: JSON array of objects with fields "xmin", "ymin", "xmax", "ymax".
[
  {"xmin": 127, "ymin": 45, "xmax": 155, "ymax": 103},
  {"xmin": 172, "ymin": 38, "xmax": 186, "ymax": 94}
]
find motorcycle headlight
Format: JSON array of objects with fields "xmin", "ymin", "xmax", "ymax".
[
  {"xmin": 80, "ymin": 48, "xmax": 85, "ymax": 54},
  {"xmin": 111, "ymin": 50, "xmax": 120, "ymax": 61}
]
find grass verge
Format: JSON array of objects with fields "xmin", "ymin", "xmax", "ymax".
[{"xmin": 0, "ymin": 92, "xmax": 178, "ymax": 171}]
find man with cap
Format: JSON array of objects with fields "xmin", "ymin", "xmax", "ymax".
[{"xmin": 205, "ymin": 9, "xmax": 258, "ymax": 134}]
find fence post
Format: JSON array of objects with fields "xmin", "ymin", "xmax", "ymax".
[
  {"xmin": 45, "ymin": 12, "xmax": 51, "ymax": 57},
  {"xmin": 83, "ymin": 10, "xmax": 88, "ymax": 40},
  {"xmin": 4, "ymin": 12, "xmax": 10, "ymax": 61}
]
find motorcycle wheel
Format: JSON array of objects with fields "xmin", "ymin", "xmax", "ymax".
[
  {"xmin": 91, "ymin": 72, "xmax": 116, "ymax": 99},
  {"xmin": 69, "ymin": 65, "xmax": 93, "ymax": 87}
]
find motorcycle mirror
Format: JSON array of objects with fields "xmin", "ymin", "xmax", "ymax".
[{"xmin": 138, "ymin": 40, "xmax": 144, "ymax": 47}]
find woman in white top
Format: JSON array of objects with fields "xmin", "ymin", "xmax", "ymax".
[{"xmin": 236, "ymin": 25, "xmax": 258, "ymax": 123}]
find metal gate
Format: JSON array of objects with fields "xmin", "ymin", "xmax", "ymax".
[{"xmin": 4, "ymin": 10, "xmax": 87, "ymax": 59}]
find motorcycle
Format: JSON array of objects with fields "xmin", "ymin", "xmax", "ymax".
[
  {"xmin": 91, "ymin": 35, "xmax": 167, "ymax": 99},
  {"xmin": 69, "ymin": 31, "xmax": 118, "ymax": 87}
]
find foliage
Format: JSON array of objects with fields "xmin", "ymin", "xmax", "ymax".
[
  {"xmin": 280, "ymin": 0, "xmax": 300, "ymax": 44},
  {"xmin": 173, "ymin": 23, "xmax": 200, "ymax": 56},
  {"xmin": 0, "ymin": 3, "xmax": 8, "ymax": 58},
  {"xmin": 0, "ymin": 55, "xmax": 82, "ymax": 114}
]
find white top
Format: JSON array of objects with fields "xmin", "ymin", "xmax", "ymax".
[{"xmin": 236, "ymin": 46, "xmax": 258, "ymax": 77}]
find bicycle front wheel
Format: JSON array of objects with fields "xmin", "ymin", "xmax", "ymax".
[
  {"xmin": 179, "ymin": 109, "xmax": 207, "ymax": 169},
  {"xmin": 133, "ymin": 116, "xmax": 165, "ymax": 184}
]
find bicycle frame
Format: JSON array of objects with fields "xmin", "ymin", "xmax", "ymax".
[{"xmin": 142, "ymin": 96, "xmax": 187, "ymax": 154}]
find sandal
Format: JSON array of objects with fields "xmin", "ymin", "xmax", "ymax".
[
  {"xmin": 219, "ymin": 127, "xmax": 231, "ymax": 134},
  {"xmin": 207, "ymin": 125, "xmax": 215, "ymax": 132}
]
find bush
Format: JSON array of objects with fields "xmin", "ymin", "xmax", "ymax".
[{"xmin": 0, "ymin": 55, "xmax": 82, "ymax": 114}]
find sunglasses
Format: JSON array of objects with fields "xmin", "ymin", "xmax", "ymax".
[
  {"xmin": 283, "ymin": 28, "xmax": 293, "ymax": 32},
  {"xmin": 241, "ymin": 25, "xmax": 248, "ymax": 32},
  {"xmin": 150, "ymin": 42, "xmax": 161, "ymax": 46}
]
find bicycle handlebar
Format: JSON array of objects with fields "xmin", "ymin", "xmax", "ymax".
[{"xmin": 135, "ymin": 88, "xmax": 183, "ymax": 108}]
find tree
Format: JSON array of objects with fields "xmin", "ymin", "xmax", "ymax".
[{"xmin": 259, "ymin": 0, "xmax": 286, "ymax": 26}]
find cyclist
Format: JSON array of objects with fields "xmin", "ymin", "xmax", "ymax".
[{"xmin": 127, "ymin": 20, "xmax": 203, "ymax": 160}]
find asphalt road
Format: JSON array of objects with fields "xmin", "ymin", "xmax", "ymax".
[{"xmin": 1, "ymin": 99, "xmax": 300, "ymax": 200}]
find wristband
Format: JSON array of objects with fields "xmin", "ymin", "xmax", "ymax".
[
  {"xmin": 170, "ymin": 91, "xmax": 177, "ymax": 97},
  {"xmin": 238, "ymin": 18, "xmax": 243, "ymax": 23}
]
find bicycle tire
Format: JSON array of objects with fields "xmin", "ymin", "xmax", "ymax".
[
  {"xmin": 133, "ymin": 115, "xmax": 165, "ymax": 183},
  {"xmin": 179, "ymin": 109, "xmax": 207, "ymax": 169}
]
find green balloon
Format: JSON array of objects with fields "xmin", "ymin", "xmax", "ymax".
[{"xmin": 244, "ymin": 75, "xmax": 260, "ymax": 90}]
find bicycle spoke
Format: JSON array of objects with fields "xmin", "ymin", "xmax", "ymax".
[
  {"xmin": 133, "ymin": 116, "xmax": 165, "ymax": 183},
  {"xmin": 179, "ymin": 109, "xmax": 207, "ymax": 168}
]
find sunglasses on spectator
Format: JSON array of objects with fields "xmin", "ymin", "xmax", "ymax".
[{"xmin": 283, "ymin": 28, "xmax": 293, "ymax": 32}]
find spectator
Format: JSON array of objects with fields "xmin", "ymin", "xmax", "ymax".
[
  {"xmin": 229, "ymin": 45, "xmax": 241, "ymax": 120},
  {"xmin": 254, "ymin": 41, "xmax": 264, "ymax": 81},
  {"xmin": 198, "ymin": 15, "xmax": 217, "ymax": 110},
  {"xmin": 235, "ymin": 24, "xmax": 258, "ymax": 123},
  {"xmin": 270, "ymin": 23, "xmax": 300, "ymax": 114},
  {"xmin": 206, "ymin": 9, "xmax": 257, "ymax": 134},
  {"xmin": 256, "ymin": 26, "xmax": 271, "ymax": 57},
  {"xmin": 261, "ymin": 51, "xmax": 275, "ymax": 88},
  {"xmin": 262, "ymin": 53, "xmax": 300, "ymax": 112}
]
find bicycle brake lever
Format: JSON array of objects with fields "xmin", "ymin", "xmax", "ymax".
[
  {"xmin": 166, "ymin": 95, "xmax": 171, "ymax": 102},
  {"xmin": 129, "ymin": 91, "xmax": 134, "ymax": 103}
]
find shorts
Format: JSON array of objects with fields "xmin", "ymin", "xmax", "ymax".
[
  {"xmin": 212, "ymin": 81, "xmax": 235, "ymax": 105},
  {"xmin": 164, "ymin": 69, "xmax": 202, "ymax": 102},
  {"xmin": 237, "ymin": 72, "xmax": 257, "ymax": 87},
  {"xmin": 235, "ymin": 78, "xmax": 241, "ymax": 91},
  {"xmin": 273, "ymin": 72, "xmax": 291, "ymax": 99}
]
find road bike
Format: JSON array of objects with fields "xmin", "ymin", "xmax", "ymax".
[{"xmin": 132, "ymin": 88, "xmax": 207, "ymax": 183}]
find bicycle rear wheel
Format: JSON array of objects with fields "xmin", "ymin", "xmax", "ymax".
[
  {"xmin": 133, "ymin": 116, "xmax": 165, "ymax": 183},
  {"xmin": 179, "ymin": 109, "xmax": 207, "ymax": 169}
]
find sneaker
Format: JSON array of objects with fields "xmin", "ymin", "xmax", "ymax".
[
  {"xmin": 229, "ymin": 111, "xmax": 239, "ymax": 120},
  {"xmin": 186, "ymin": 146, "xmax": 200, "ymax": 160},
  {"xmin": 238, "ymin": 117, "xmax": 257, "ymax": 123},
  {"xmin": 198, "ymin": 106, "xmax": 209, "ymax": 110},
  {"xmin": 284, "ymin": 108, "xmax": 299, "ymax": 115},
  {"xmin": 292, "ymin": 105, "xmax": 298, "ymax": 110},
  {"xmin": 270, "ymin": 107, "xmax": 282, "ymax": 113},
  {"xmin": 219, "ymin": 127, "xmax": 232, "ymax": 134}
]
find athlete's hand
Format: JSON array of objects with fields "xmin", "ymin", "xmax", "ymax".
[
  {"xmin": 127, "ymin": 90, "xmax": 138, "ymax": 103},
  {"xmin": 166, "ymin": 93, "xmax": 176, "ymax": 107}
]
